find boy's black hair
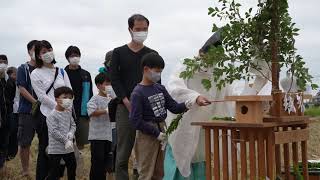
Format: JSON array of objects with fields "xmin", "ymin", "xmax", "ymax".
[
  {"xmin": 95, "ymin": 72, "xmax": 111, "ymax": 85},
  {"xmin": 0, "ymin": 54, "xmax": 8, "ymax": 62},
  {"xmin": 128, "ymin": 14, "xmax": 149, "ymax": 29},
  {"xmin": 27, "ymin": 40, "xmax": 39, "ymax": 51},
  {"xmin": 65, "ymin": 46, "xmax": 81, "ymax": 59},
  {"xmin": 7, "ymin": 67, "xmax": 17, "ymax": 76},
  {"xmin": 34, "ymin": 40, "xmax": 56, "ymax": 68},
  {"xmin": 54, "ymin": 86, "xmax": 74, "ymax": 98},
  {"xmin": 141, "ymin": 52, "xmax": 165, "ymax": 69}
]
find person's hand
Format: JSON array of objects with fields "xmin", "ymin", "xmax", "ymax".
[
  {"xmin": 196, "ymin": 95, "xmax": 211, "ymax": 106},
  {"xmin": 67, "ymin": 132, "xmax": 74, "ymax": 140},
  {"xmin": 157, "ymin": 132, "xmax": 167, "ymax": 142},
  {"xmin": 65, "ymin": 140, "xmax": 74, "ymax": 151},
  {"xmin": 123, "ymin": 98, "xmax": 131, "ymax": 112}
]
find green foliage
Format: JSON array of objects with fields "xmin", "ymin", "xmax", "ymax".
[
  {"xmin": 166, "ymin": 113, "xmax": 184, "ymax": 136},
  {"xmin": 181, "ymin": 0, "xmax": 318, "ymax": 91},
  {"xmin": 211, "ymin": 116, "xmax": 235, "ymax": 121},
  {"xmin": 293, "ymin": 165, "xmax": 304, "ymax": 180},
  {"xmin": 305, "ymin": 107, "xmax": 320, "ymax": 117}
]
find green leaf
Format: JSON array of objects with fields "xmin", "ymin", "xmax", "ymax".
[{"xmin": 201, "ymin": 79, "xmax": 212, "ymax": 90}]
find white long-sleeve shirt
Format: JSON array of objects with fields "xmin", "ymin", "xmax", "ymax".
[
  {"xmin": 46, "ymin": 109, "xmax": 76, "ymax": 154},
  {"xmin": 31, "ymin": 66, "xmax": 71, "ymax": 117},
  {"xmin": 87, "ymin": 94, "xmax": 112, "ymax": 141}
]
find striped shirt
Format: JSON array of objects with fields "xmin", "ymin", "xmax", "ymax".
[
  {"xmin": 46, "ymin": 109, "xmax": 76, "ymax": 154},
  {"xmin": 87, "ymin": 94, "xmax": 112, "ymax": 141}
]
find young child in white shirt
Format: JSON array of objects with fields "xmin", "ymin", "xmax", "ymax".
[
  {"xmin": 46, "ymin": 86, "xmax": 76, "ymax": 180},
  {"xmin": 87, "ymin": 73, "xmax": 113, "ymax": 180}
]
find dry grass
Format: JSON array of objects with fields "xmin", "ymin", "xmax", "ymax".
[
  {"xmin": 307, "ymin": 117, "xmax": 320, "ymax": 160},
  {"xmin": 0, "ymin": 138, "xmax": 120, "ymax": 180},
  {"xmin": 1, "ymin": 118, "xmax": 320, "ymax": 180}
]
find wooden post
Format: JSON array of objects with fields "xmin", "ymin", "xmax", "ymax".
[
  {"xmin": 222, "ymin": 129, "xmax": 229, "ymax": 180},
  {"xmin": 291, "ymin": 127, "xmax": 299, "ymax": 168},
  {"xmin": 283, "ymin": 127, "xmax": 290, "ymax": 179},
  {"xmin": 267, "ymin": 129, "xmax": 275, "ymax": 180},
  {"xmin": 301, "ymin": 125, "xmax": 309, "ymax": 180},
  {"xmin": 240, "ymin": 130, "xmax": 247, "ymax": 180},
  {"xmin": 205, "ymin": 128, "xmax": 212, "ymax": 180},
  {"xmin": 258, "ymin": 132, "xmax": 266, "ymax": 178},
  {"xmin": 248, "ymin": 131, "xmax": 256, "ymax": 180},
  {"xmin": 275, "ymin": 130, "xmax": 281, "ymax": 176},
  {"xmin": 214, "ymin": 128, "xmax": 220, "ymax": 180},
  {"xmin": 231, "ymin": 129, "xmax": 238, "ymax": 180}
]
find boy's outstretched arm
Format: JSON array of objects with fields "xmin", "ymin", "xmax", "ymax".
[
  {"xmin": 162, "ymin": 86, "xmax": 189, "ymax": 114},
  {"xmin": 130, "ymin": 92, "xmax": 161, "ymax": 138}
]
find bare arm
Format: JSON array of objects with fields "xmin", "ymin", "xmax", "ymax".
[{"xmin": 19, "ymin": 86, "xmax": 37, "ymax": 104}]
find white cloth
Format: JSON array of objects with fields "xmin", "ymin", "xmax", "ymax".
[
  {"xmin": 13, "ymin": 86, "xmax": 20, "ymax": 113},
  {"xmin": 31, "ymin": 67, "xmax": 71, "ymax": 117},
  {"xmin": 165, "ymin": 66, "xmax": 236, "ymax": 177},
  {"xmin": 87, "ymin": 94, "xmax": 112, "ymax": 141}
]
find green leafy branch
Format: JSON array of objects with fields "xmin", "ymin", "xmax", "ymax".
[
  {"xmin": 166, "ymin": 113, "xmax": 184, "ymax": 136},
  {"xmin": 180, "ymin": 0, "xmax": 318, "ymax": 91}
]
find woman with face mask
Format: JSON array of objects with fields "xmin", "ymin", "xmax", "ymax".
[
  {"xmin": 30, "ymin": 40, "xmax": 72, "ymax": 180},
  {"xmin": 64, "ymin": 46, "xmax": 93, "ymax": 150}
]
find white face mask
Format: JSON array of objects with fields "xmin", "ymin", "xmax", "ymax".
[
  {"xmin": 60, "ymin": 98, "xmax": 73, "ymax": 109},
  {"xmin": 0, "ymin": 63, "xmax": 8, "ymax": 72},
  {"xmin": 41, "ymin": 51, "xmax": 55, "ymax": 63},
  {"xmin": 148, "ymin": 70, "xmax": 161, "ymax": 83},
  {"xmin": 103, "ymin": 85, "xmax": 113, "ymax": 97},
  {"xmin": 69, "ymin": 57, "xmax": 80, "ymax": 65},
  {"xmin": 131, "ymin": 31, "xmax": 148, "ymax": 44},
  {"xmin": 30, "ymin": 51, "xmax": 36, "ymax": 60}
]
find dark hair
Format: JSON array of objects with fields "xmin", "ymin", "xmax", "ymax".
[
  {"xmin": 65, "ymin": 46, "xmax": 81, "ymax": 59},
  {"xmin": 128, "ymin": 14, "xmax": 149, "ymax": 29},
  {"xmin": 7, "ymin": 67, "xmax": 17, "ymax": 76},
  {"xmin": 54, "ymin": 86, "xmax": 74, "ymax": 98},
  {"xmin": 0, "ymin": 54, "xmax": 8, "ymax": 62},
  {"xmin": 141, "ymin": 52, "xmax": 165, "ymax": 69},
  {"xmin": 104, "ymin": 50, "xmax": 113, "ymax": 69},
  {"xmin": 95, "ymin": 72, "xmax": 111, "ymax": 85},
  {"xmin": 34, "ymin": 40, "xmax": 55, "ymax": 68},
  {"xmin": 27, "ymin": 40, "xmax": 38, "ymax": 51}
]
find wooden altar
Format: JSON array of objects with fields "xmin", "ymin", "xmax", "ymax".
[{"xmin": 192, "ymin": 118, "xmax": 310, "ymax": 180}]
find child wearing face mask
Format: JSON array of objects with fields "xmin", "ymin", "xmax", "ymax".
[
  {"xmin": 129, "ymin": 52, "xmax": 192, "ymax": 180},
  {"xmin": 87, "ymin": 72, "xmax": 114, "ymax": 180},
  {"xmin": 46, "ymin": 86, "xmax": 76, "ymax": 180},
  {"xmin": 64, "ymin": 46, "xmax": 93, "ymax": 150}
]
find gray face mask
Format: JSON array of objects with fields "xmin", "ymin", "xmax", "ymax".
[{"xmin": 148, "ymin": 71, "xmax": 161, "ymax": 83}]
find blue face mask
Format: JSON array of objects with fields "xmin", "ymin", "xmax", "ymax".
[{"xmin": 148, "ymin": 70, "xmax": 161, "ymax": 83}]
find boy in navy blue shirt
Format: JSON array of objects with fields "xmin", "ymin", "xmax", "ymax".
[{"xmin": 130, "ymin": 52, "xmax": 192, "ymax": 180}]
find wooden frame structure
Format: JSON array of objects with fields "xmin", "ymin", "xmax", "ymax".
[{"xmin": 192, "ymin": 118, "xmax": 310, "ymax": 180}]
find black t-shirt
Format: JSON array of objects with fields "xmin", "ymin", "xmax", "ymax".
[
  {"xmin": 110, "ymin": 45, "xmax": 157, "ymax": 100},
  {"xmin": 65, "ymin": 66, "xmax": 82, "ymax": 114}
]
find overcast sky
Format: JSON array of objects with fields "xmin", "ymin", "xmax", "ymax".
[{"xmin": 0, "ymin": 0, "xmax": 319, "ymax": 86}]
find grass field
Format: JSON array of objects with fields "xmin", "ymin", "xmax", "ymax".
[
  {"xmin": 305, "ymin": 106, "xmax": 320, "ymax": 117},
  {"xmin": 1, "ymin": 116, "xmax": 320, "ymax": 180},
  {"xmin": 0, "ymin": 138, "xmax": 118, "ymax": 180}
]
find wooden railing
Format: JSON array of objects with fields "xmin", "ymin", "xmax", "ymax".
[{"xmin": 192, "ymin": 119, "xmax": 310, "ymax": 180}]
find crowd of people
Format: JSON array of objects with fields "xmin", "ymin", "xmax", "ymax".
[{"xmin": 0, "ymin": 13, "xmax": 248, "ymax": 180}]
